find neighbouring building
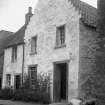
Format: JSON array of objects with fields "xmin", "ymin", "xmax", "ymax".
[
  {"xmin": 24, "ymin": 0, "xmax": 99, "ymax": 103},
  {"xmin": 0, "ymin": 30, "xmax": 13, "ymax": 89},
  {"xmin": 2, "ymin": 7, "xmax": 33, "ymax": 89}
]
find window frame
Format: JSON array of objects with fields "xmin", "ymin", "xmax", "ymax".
[
  {"xmin": 6, "ymin": 74, "xmax": 11, "ymax": 87},
  {"xmin": 55, "ymin": 24, "xmax": 66, "ymax": 48},
  {"xmin": 11, "ymin": 46, "xmax": 17, "ymax": 63},
  {"xmin": 28, "ymin": 65, "xmax": 37, "ymax": 88},
  {"xmin": 30, "ymin": 36, "xmax": 37, "ymax": 55}
]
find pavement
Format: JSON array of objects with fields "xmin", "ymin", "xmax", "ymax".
[{"xmin": 0, "ymin": 100, "xmax": 42, "ymax": 105}]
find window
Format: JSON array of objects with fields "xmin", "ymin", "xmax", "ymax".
[
  {"xmin": 6, "ymin": 74, "xmax": 11, "ymax": 87},
  {"xmin": 28, "ymin": 65, "xmax": 37, "ymax": 87},
  {"xmin": 31, "ymin": 36, "xmax": 37, "ymax": 54},
  {"xmin": 56, "ymin": 25, "xmax": 65, "ymax": 47},
  {"xmin": 11, "ymin": 46, "xmax": 17, "ymax": 62}
]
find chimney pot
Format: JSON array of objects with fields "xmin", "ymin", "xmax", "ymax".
[{"xmin": 28, "ymin": 7, "xmax": 32, "ymax": 13}]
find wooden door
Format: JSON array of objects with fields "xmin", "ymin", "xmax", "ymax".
[
  {"xmin": 53, "ymin": 65, "xmax": 61, "ymax": 102},
  {"xmin": 15, "ymin": 75, "xmax": 21, "ymax": 89}
]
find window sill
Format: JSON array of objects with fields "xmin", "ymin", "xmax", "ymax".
[
  {"xmin": 30, "ymin": 52, "xmax": 37, "ymax": 55},
  {"xmin": 54, "ymin": 44, "xmax": 66, "ymax": 49}
]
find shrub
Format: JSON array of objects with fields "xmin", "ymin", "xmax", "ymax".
[
  {"xmin": 13, "ymin": 89, "xmax": 50, "ymax": 104},
  {"xmin": 13, "ymin": 89, "xmax": 29, "ymax": 101},
  {"xmin": 13, "ymin": 72, "xmax": 51, "ymax": 104},
  {"xmin": 23, "ymin": 72, "xmax": 50, "ymax": 92},
  {"xmin": 0, "ymin": 72, "xmax": 51, "ymax": 104},
  {"xmin": 0, "ymin": 88, "xmax": 13, "ymax": 100}
]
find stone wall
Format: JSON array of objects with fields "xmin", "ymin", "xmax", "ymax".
[
  {"xmin": 79, "ymin": 1, "xmax": 105, "ymax": 104},
  {"xmin": 78, "ymin": 20, "xmax": 105, "ymax": 105},
  {"xmin": 24, "ymin": 0, "xmax": 80, "ymax": 102}
]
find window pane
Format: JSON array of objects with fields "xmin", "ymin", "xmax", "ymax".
[
  {"xmin": 29, "ymin": 66, "xmax": 37, "ymax": 87},
  {"xmin": 12, "ymin": 47, "xmax": 17, "ymax": 62},
  {"xmin": 6, "ymin": 74, "xmax": 11, "ymax": 86},
  {"xmin": 56, "ymin": 28, "xmax": 61, "ymax": 46},
  {"xmin": 60, "ymin": 26, "xmax": 65, "ymax": 44},
  {"xmin": 14, "ymin": 47, "xmax": 17, "ymax": 60},
  {"xmin": 56, "ymin": 25, "xmax": 65, "ymax": 47},
  {"xmin": 31, "ymin": 36, "xmax": 37, "ymax": 53}
]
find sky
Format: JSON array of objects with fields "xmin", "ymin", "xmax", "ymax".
[{"xmin": 0, "ymin": 0, "xmax": 97, "ymax": 32}]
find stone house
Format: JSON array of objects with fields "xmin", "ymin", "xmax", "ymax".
[
  {"xmin": 2, "ymin": 7, "xmax": 33, "ymax": 89},
  {"xmin": 24, "ymin": 0, "xmax": 98, "ymax": 103}
]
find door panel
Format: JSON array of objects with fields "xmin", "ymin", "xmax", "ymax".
[
  {"xmin": 61, "ymin": 64, "xmax": 67, "ymax": 100},
  {"xmin": 15, "ymin": 75, "xmax": 21, "ymax": 89},
  {"xmin": 53, "ymin": 65, "xmax": 61, "ymax": 102},
  {"xmin": 53, "ymin": 63, "xmax": 68, "ymax": 102}
]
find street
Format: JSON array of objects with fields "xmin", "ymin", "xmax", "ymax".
[{"xmin": 0, "ymin": 100, "xmax": 41, "ymax": 105}]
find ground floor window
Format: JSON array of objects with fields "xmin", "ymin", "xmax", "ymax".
[
  {"xmin": 6, "ymin": 74, "xmax": 11, "ymax": 87},
  {"xmin": 28, "ymin": 65, "xmax": 37, "ymax": 88}
]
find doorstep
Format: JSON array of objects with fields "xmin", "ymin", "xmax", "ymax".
[{"xmin": 50, "ymin": 102, "xmax": 69, "ymax": 105}]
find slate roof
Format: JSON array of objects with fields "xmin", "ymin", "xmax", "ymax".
[
  {"xmin": 71, "ymin": 0, "xmax": 97, "ymax": 27},
  {"xmin": 80, "ymin": 1, "xmax": 97, "ymax": 27},
  {"xmin": 0, "ymin": 31, "xmax": 13, "ymax": 55},
  {"xmin": 5, "ymin": 25, "xmax": 26, "ymax": 48},
  {"xmin": 0, "ymin": 30, "xmax": 13, "ymax": 40}
]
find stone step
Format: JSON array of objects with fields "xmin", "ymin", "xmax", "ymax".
[{"xmin": 50, "ymin": 102, "xmax": 69, "ymax": 105}]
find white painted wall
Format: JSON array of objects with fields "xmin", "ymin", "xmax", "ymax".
[{"xmin": 2, "ymin": 45, "xmax": 23, "ymax": 88}]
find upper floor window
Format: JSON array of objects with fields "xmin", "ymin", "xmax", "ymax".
[
  {"xmin": 6, "ymin": 74, "xmax": 11, "ymax": 87},
  {"xmin": 28, "ymin": 65, "xmax": 37, "ymax": 88},
  {"xmin": 31, "ymin": 36, "xmax": 37, "ymax": 54},
  {"xmin": 11, "ymin": 46, "xmax": 17, "ymax": 62},
  {"xmin": 56, "ymin": 25, "xmax": 66, "ymax": 48}
]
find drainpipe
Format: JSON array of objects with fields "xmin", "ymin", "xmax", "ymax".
[{"xmin": 22, "ymin": 44, "xmax": 25, "ymax": 87}]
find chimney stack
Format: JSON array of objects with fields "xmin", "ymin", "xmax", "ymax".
[
  {"xmin": 25, "ymin": 7, "xmax": 33, "ymax": 25},
  {"xmin": 97, "ymin": 0, "xmax": 105, "ymax": 37}
]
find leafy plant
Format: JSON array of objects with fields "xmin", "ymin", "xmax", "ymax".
[{"xmin": 13, "ymin": 72, "xmax": 51, "ymax": 104}]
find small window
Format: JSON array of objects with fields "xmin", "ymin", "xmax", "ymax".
[
  {"xmin": 56, "ymin": 25, "xmax": 66, "ymax": 48},
  {"xmin": 11, "ymin": 46, "xmax": 17, "ymax": 62},
  {"xmin": 6, "ymin": 74, "xmax": 11, "ymax": 87},
  {"xmin": 28, "ymin": 65, "xmax": 37, "ymax": 87},
  {"xmin": 31, "ymin": 36, "xmax": 37, "ymax": 54}
]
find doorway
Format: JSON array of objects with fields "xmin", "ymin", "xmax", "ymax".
[
  {"xmin": 53, "ymin": 62, "xmax": 68, "ymax": 102},
  {"xmin": 14, "ymin": 75, "xmax": 21, "ymax": 89}
]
